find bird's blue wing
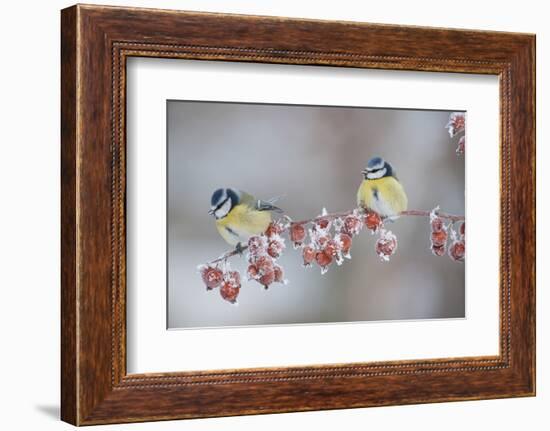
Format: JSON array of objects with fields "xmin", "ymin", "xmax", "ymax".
[{"xmin": 256, "ymin": 197, "xmax": 284, "ymax": 213}]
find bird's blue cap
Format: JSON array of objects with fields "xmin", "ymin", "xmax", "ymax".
[
  {"xmin": 366, "ymin": 157, "xmax": 385, "ymax": 171},
  {"xmin": 211, "ymin": 188, "xmax": 225, "ymax": 206}
]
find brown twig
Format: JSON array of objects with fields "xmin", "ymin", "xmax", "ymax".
[{"xmin": 399, "ymin": 210, "xmax": 465, "ymax": 222}]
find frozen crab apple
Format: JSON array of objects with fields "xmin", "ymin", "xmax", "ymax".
[
  {"xmin": 335, "ymin": 233, "xmax": 352, "ymax": 257},
  {"xmin": 265, "ymin": 221, "xmax": 284, "ymax": 238},
  {"xmin": 200, "ymin": 265, "xmax": 223, "ymax": 290},
  {"xmin": 431, "ymin": 230, "xmax": 448, "ymax": 247},
  {"xmin": 267, "ymin": 237, "xmax": 285, "ymax": 258},
  {"xmin": 302, "ymin": 245, "xmax": 316, "ymax": 267},
  {"xmin": 273, "ymin": 265, "xmax": 286, "ymax": 284},
  {"xmin": 449, "ymin": 240, "xmax": 465, "ymax": 262},
  {"xmin": 247, "ymin": 235, "xmax": 267, "ymax": 258},
  {"xmin": 364, "ymin": 211, "xmax": 382, "ymax": 233},
  {"xmin": 446, "ymin": 112, "xmax": 465, "ymax": 138},
  {"xmin": 343, "ymin": 213, "xmax": 363, "ymax": 236},
  {"xmin": 289, "ymin": 223, "xmax": 306, "ymax": 247},
  {"xmin": 219, "ymin": 271, "xmax": 241, "ymax": 304},
  {"xmin": 376, "ymin": 230, "xmax": 398, "ymax": 261},
  {"xmin": 315, "ymin": 249, "xmax": 333, "ymax": 272}
]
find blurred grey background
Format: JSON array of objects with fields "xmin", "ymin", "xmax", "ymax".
[{"xmin": 167, "ymin": 101, "xmax": 465, "ymax": 329}]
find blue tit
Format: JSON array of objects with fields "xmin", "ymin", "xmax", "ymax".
[
  {"xmin": 209, "ymin": 188, "xmax": 283, "ymax": 248},
  {"xmin": 357, "ymin": 156, "xmax": 408, "ymax": 217}
]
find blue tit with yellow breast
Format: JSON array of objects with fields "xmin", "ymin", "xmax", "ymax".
[
  {"xmin": 209, "ymin": 188, "xmax": 283, "ymax": 249},
  {"xmin": 357, "ymin": 156, "xmax": 408, "ymax": 218}
]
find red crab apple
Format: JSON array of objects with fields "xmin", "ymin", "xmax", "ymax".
[
  {"xmin": 290, "ymin": 223, "xmax": 306, "ymax": 247},
  {"xmin": 449, "ymin": 241, "xmax": 465, "ymax": 262},
  {"xmin": 376, "ymin": 231, "xmax": 397, "ymax": 261},
  {"xmin": 220, "ymin": 271, "xmax": 241, "ymax": 303},
  {"xmin": 431, "ymin": 230, "xmax": 448, "ymax": 247},
  {"xmin": 302, "ymin": 245, "xmax": 316, "ymax": 266},
  {"xmin": 364, "ymin": 211, "xmax": 382, "ymax": 232},
  {"xmin": 200, "ymin": 265, "xmax": 223, "ymax": 290}
]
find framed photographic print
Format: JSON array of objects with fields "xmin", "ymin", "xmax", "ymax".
[{"xmin": 61, "ymin": 4, "xmax": 535, "ymax": 425}]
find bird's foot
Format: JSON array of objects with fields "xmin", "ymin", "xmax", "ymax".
[{"xmin": 235, "ymin": 242, "xmax": 245, "ymax": 256}]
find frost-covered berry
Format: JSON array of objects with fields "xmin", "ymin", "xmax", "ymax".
[
  {"xmin": 459, "ymin": 222, "xmax": 465, "ymax": 238},
  {"xmin": 255, "ymin": 255, "xmax": 274, "ymax": 275},
  {"xmin": 364, "ymin": 211, "xmax": 382, "ymax": 233},
  {"xmin": 456, "ymin": 135, "xmax": 465, "ymax": 155},
  {"xmin": 316, "ymin": 235, "xmax": 329, "ymax": 249},
  {"xmin": 431, "ymin": 230, "xmax": 448, "ymax": 247},
  {"xmin": 247, "ymin": 263, "xmax": 259, "ymax": 280},
  {"xmin": 247, "ymin": 235, "xmax": 267, "ymax": 258},
  {"xmin": 265, "ymin": 221, "xmax": 284, "ymax": 238},
  {"xmin": 289, "ymin": 223, "xmax": 306, "ymax": 248},
  {"xmin": 273, "ymin": 264, "xmax": 287, "ymax": 284},
  {"xmin": 250, "ymin": 255, "xmax": 275, "ymax": 288},
  {"xmin": 267, "ymin": 237, "xmax": 285, "ymax": 259},
  {"xmin": 315, "ymin": 218, "xmax": 331, "ymax": 232},
  {"xmin": 446, "ymin": 112, "xmax": 466, "ymax": 137},
  {"xmin": 336, "ymin": 232, "xmax": 352, "ymax": 256},
  {"xmin": 324, "ymin": 239, "xmax": 340, "ymax": 257},
  {"xmin": 302, "ymin": 245, "xmax": 316, "ymax": 267},
  {"xmin": 220, "ymin": 270, "xmax": 241, "ymax": 303},
  {"xmin": 376, "ymin": 230, "xmax": 397, "ymax": 261},
  {"xmin": 449, "ymin": 240, "xmax": 465, "ymax": 262},
  {"xmin": 200, "ymin": 265, "xmax": 223, "ymax": 290},
  {"xmin": 343, "ymin": 214, "xmax": 363, "ymax": 236},
  {"xmin": 431, "ymin": 244, "xmax": 446, "ymax": 256},
  {"xmin": 316, "ymin": 250, "xmax": 333, "ymax": 273},
  {"xmin": 431, "ymin": 216, "xmax": 444, "ymax": 232},
  {"xmin": 259, "ymin": 271, "xmax": 275, "ymax": 289}
]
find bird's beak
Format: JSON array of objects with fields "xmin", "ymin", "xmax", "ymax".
[{"xmin": 208, "ymin": 209, "xmax": 214, "ymax": 216}]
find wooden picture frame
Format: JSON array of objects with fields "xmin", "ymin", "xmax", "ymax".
[{"xmin": 61, "ymin": 4, "xmax": 535, "ymax": 425}]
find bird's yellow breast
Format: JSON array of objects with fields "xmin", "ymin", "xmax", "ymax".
[
  {"xmin": 357, "ymin": 176, "xmax": 408, "ymax": 217},
  {"xmin": 215, "ymin": 204, "xmax": 272, "ymax": 245}
]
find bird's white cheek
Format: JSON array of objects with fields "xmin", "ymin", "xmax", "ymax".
[
  {"xmin": 367, "ymin": 168, "xmax": 386, "ymax": 180},
  {"xmin": 214, "ymin": 199, "xmax": 232, "ymax": 219}
]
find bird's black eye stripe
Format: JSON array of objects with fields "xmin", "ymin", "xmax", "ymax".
[
  {"xmin": 365, "ymin": 167, "xmax": 383, "ymax": 175},
  {"xmin": 214, "ymin": 197, "xmax": 230, "ymax": 213}
]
